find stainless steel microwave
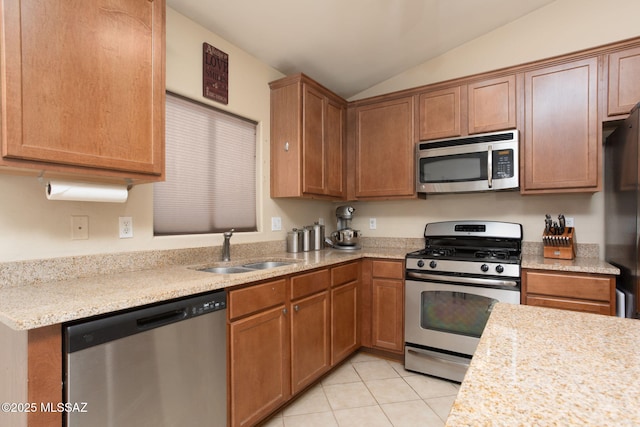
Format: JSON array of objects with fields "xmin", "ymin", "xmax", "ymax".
[{"xmin": 416, "ymin": 130, "xmax": 519, "ymax": 194}]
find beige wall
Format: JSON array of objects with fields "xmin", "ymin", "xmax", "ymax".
[
  {"xmin": 0, "ymin": 8, "xmax": 334, "ymax": 263},
  {"xmin": 1, "ymin": 0, "xmax": 639, "ymax": 263}
]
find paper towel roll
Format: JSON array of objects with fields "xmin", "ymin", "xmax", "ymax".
[{"xmin": 46, "ymin": 180, "xmax": 129, "ymax": 203}]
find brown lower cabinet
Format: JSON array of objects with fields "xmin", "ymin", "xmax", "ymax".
[
  {"xmin": 361, "ymin": 259, "xmax": 405, "ymax": 354},
  {"xmin": 522, "ymin": 269, "xmax": 616, "ymax": 315},
  {"xmin": 228, "ymin": 261, "xmax": 360, "ymax": 427}
]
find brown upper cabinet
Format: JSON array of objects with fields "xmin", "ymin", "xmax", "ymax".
[
  {"xmin": 606, "ymin": 45, "xmax": 640, "ymax": 117},
  {"xmin": 269, "ymin": 74, "xmax": 346, "ymax": 200},
  {"xmin": 0, "ymin": 0, "xmax": 166, "ymax": 183},
  {"xmin": 417, "ymin": 75, "xmax": 517, "ymax": 141},
  {"xmin": 350, "ymin": 96, "xmax": 415, "ymax": 199},
  {"xmin": 417, "ymin": 86, "xmax": 462, "ymax": 140},
  {"xmin": 521, "ymin": 57, "xmax": 599, "ymax": 193}
]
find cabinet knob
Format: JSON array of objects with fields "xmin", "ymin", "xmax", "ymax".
[
  {"xmin": 284, "ymin": 142, "xmax": 289, "ymax": 152},
  {"xmin": 283, "ymin": 308, "xmax": 288, "ymax": 315},
  {"xmin": 294, "ymin": 304, "xmax": 300, "ymax": 312}
]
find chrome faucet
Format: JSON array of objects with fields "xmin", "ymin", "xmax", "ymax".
[{"xmin": 221, "ymin": 229, "xmax": 234, "ymax": 261}]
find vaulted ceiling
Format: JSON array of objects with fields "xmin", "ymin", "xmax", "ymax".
[{"xmin": 167, "ymin": 0, "xmax": 556, "ymax": 98}]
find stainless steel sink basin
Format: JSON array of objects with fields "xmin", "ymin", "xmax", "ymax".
[
  {"xmin": 241, "ymin": 261, "xmax": 296, "ymax": 270},
  {"xmin": 197, "ymin": 260, "xmax": 299, "ymax": 274},
  {"xmin": 198, "ymin": 266, "xmax": 255, "ymax": 274}
]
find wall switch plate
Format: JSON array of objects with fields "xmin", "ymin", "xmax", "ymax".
[
  {"xmin": 369, "ymin": 218, "xmax": 377, "ymax": 230},
  {"xmin": 271, "ymin": 217, "xmax": 282, "ymax": 231},
  {"xmin": 71, "ymin": 216, "xmax": 89, "ymax": 240},
  {"xmin": 119, "ymin": 216, "xmax": 133, "ymax": 238},
  {"xmin": 565, "ymin": 217, "xmax": 575, "ymax": 227},
  {"xmin": 318, "ymin": 218, "xmax": 324, "ymax": 225}
]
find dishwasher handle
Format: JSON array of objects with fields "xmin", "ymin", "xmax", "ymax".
[{"xmin": 136, "ymin": 309, "xmax": 187, "ymax": 331}]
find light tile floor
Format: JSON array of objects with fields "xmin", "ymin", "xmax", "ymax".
[{"xmin": 261, "ymin": 352, "xmax": 460, "ymax": 427}]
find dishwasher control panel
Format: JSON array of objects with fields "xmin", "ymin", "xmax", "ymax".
[{"xmin": 194, "ymin": 296, "xmax": 226, "ymax": 315}]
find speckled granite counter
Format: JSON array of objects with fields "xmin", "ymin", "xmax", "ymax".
[
  {"xmin": 522, "ymin": 255, "xmax": 620, "ymax": 275},
  {"xmin": 0, "ymin": 247, "xmax": 409, "ymax": 331},
  {"xmin": 446, "ymin": 303, "xmax": 640, "ymax": 426}
]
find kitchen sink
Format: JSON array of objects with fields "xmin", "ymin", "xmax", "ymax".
[
  {"xmin": 197, "ymin": 260, "xmax": 299, "ymax": 274},
  {"xmin": 198, "ymin": 266, "xmax": 256, "ymax": 274},
  {"xmin": 241, "ymin": 261, "xmax": 296, "ymax": 270}
]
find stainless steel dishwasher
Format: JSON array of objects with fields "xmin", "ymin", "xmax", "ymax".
[{"xmin": 64, "ymin": 290, "xmax": 227, "ymax": 427}]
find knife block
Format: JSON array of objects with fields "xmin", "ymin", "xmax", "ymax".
[{"xmin": 542, "ymin": 227, "xmax": 575, "ymax": 260}]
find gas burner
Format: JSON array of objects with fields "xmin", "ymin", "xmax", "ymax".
[
  {"xmin": 474, "ymin": 250, "xmax": 510, "ymax": 260},
  {"xmin": 424, "ymin": 248, "xmax": 455, "ymax": 257}
]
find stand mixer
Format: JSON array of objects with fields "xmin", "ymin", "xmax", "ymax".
[{"xmin": 327, "ymin": 205, "xmax": 361, "ymax": 250}]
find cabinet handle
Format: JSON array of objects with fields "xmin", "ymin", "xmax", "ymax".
[
  {"xmin": 294, "ymin": 304, "xmax": 300, "ymax": 312},
  {"xmin": 284, "ymin": 142, "xmax": 289, "ymax": 152}
]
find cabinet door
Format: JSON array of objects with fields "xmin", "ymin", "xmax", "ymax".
[
  {"xmin": 371, "ymin": 278, "xmax": 404, "ymax": 352},
  {"xmin": 354, "ymin": 96, "xmax": 415, "ymax": 198},
  {"xmin": 324, "ymin": 98, "xmax": 345, "ymax": 197},
  {"xmin": 522, "ymin": 58, "xmax": 599, "ymax": 192},
  {"xmin": 607, "ymin": 46, "xmax": 640, "ymax": 117},
  {"xmin": 229, "ymin": 306, "xmax": 290, "ymax": 427},
  {"xmin": 302, "ymin": 85, "xmax": 326, "ymax": 195},
  {"xmin": 331, "ymin": 281, "xmax": 358, "ymax": 364},
  {"xmin": 270, "ymin": 82, "xmax": 303, "ymax": 197},
  {"xmin": 467, "ymin": 75, "xmax": 517, "ymax": 134},
  {"xmin": 290, "ymin": 292, "xmax": 330, "ymax": 394},
  {"xmin": 1, "ymin": 0, "xmax": 164, "ymax": 176},
  {"xmin": 418, "ymin": 86, "xmax": 462, "ymax": 140}
]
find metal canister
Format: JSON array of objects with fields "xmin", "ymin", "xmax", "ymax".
[
  {"xmin": 286, "ymin": 229, "xmax": 303, "ymax": 253},
  {"xmin": 312, "ymin": 222, "xmax": 325, "ymax": 250},
  {"xmin": 302, "ymin": 226, "xmax": 315, "ymax": 251}
]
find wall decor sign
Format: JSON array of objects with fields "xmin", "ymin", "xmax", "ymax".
[{"xmin": 203, "ymin": 42, "xmax": 229, "ymax": 104}]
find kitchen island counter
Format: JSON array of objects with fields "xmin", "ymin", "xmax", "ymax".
[{"xmin": 446, "ymin": 303, "xmax": 640, "ymax": 426}]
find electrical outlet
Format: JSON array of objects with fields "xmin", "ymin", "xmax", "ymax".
[
  {"xmin": 71, "ymin": 216, "xmax": 89, "ymax": 240},
  {"xmin": 565, "ymin": 217, "xmax": 575, "ymax": 227},
  {"xmin": 119, "ymin": 216, "xmax": 133, "ymax": 238},
  {"xmin": 318, "ymin": 218, "xmax": 324, "ymax": 226},
  {"xmin": 369, "ymin": 218, "xmax": 377, "ymax": 230},
  {"xmin": 271, "ymin": 217, "xmax": 282, "ymax": 231}
]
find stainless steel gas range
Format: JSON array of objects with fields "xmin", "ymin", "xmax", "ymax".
[{"xmin": 404, "ymin": 220, "xmax": 523, "ymax": 382}]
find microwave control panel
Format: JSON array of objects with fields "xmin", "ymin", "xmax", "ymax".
[{"xmin": 492, "ymin": 150, "xmax": 514, "ymax": 178}]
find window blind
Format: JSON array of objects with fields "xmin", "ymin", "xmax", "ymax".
[{"xmin": 154, "ymin": 93, "xmax": 257, "ymax": 235}]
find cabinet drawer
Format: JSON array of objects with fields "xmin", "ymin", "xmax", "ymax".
[
  {"xmin": 331, "ymin": 262, "xmax": 359, "ymax": 287},
  {"xmin": 372, "ymin": 260, "xmax": 404, "ymax": 279},
  {"xmin": 228, "ymin": 279, "xmax": 287, "ymax": 320},
  {"xmin": 525, "ymin": 271, "xmax": 612, "ymax": 301},
  {"xmin": 525, "ymin": 295, "xmax": 611, "ymax": 316},
  {"xmin": 291, "ymin": 269, "xmax": 330, "ymax": 300}
]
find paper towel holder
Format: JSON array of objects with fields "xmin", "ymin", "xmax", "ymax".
[{"xmin": 37, "ymin": 173, "xmax": 132, "ymax": 203}]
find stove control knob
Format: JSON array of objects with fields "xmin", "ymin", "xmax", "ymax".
[
  {"xmin": 429, "ymin": 260, "xmax": 437, "ymax": 269},
  {"xmin": 417, "ymin": 260, "xmax": 425, "ymax": 268},
  {"xmin": 496, "ymin": 265, "xmax": 504, "ymax": 274},
  {"xmin": 481, "ymin": 264, "xmax": 489, "ymax": 272}
]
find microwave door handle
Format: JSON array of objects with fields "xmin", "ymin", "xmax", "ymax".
[{"xmin": 487, "ymin": 145, "xmax": 493, "ymax": 188}]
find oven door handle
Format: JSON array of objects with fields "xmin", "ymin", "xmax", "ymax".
[{"xmin": 406, "ymin": 271, "xmax": 518, "ymax": 288}]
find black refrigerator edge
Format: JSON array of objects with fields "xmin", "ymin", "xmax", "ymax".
[{"xmin": 605, "ymin": 101, "xmax": 640, "ymax": 318}]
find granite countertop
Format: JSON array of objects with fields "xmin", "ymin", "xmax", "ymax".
[
  {"xmin": 0, "ymin": 247, "xmax": 408, "ymax": 331},
  {"xmin": 446, "ymin": 303, "xmax": 640, "ymax": 426},
  {"xmin": 522, "ymin": 255, "xmax": 620, "ymax": 275},
  {"xmin": 0, "ymin": 238, "xmax": 620, "ymax": 331}
]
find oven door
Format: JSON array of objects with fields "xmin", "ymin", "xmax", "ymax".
[{"xmin": 405, "ymin": 279, "xmax": 520, "ymax": 356}]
